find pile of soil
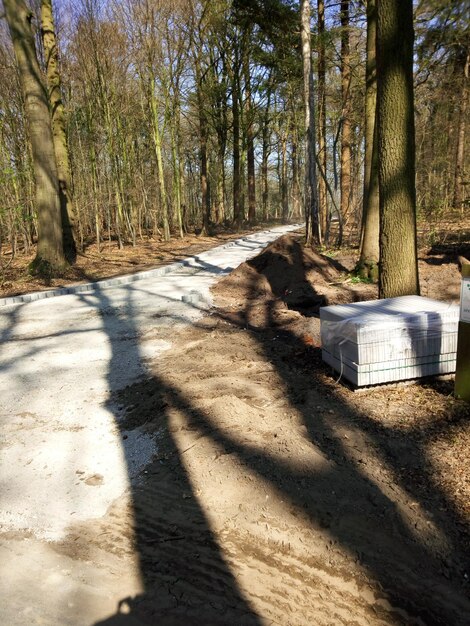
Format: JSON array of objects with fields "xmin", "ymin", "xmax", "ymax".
[
  {"xmin": 214, "ymin": 233, "xmax": 377, "ymax": 340},
  {"xmin": 218, "ymin": 233, "xmax": 375, "ymax": 307}
]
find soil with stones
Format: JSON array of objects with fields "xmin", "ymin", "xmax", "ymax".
[{"xmin": 86, "ymin": 233, "xmax": 469, "ymax": 625}]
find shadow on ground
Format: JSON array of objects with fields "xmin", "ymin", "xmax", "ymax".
[{"xmin": 89, "ymin": 240, "xmax": 469, "ymax": 625}]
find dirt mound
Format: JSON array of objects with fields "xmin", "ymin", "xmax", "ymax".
[{"xmin": 214, "ymin": 233, "xmax": 376, "ymax": 321}]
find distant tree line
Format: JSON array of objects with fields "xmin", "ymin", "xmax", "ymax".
[{"xmin": 0, "ymin": 0, "xmax": 467, "ymax": 290}]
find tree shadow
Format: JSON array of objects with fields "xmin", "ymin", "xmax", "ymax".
[
  {"xmin": 85, "ymin": 284, "xmax": 262, "ymax": 625},
  {"xmin": 0, "ymin": 303, "xmax": 23, "ymax": 345},
  {"xmin": 86, "ymin": 239, "xmax": 469, "ymax": 625},
  {"xmin": 219, "ymin": 250, "xmax": 470, "ymax": 623},
  {"xmin": 425, "ymin": 231, "xmax": 470, "ymax": 265}
]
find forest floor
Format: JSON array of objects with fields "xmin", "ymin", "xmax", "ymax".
[
  {"xmin": 1, "ymin": 222, "xmax": 470, "ymax": 625},
  {"xmin": 0, "ymin": 221, "xmax": 287, "ymax": 298}
]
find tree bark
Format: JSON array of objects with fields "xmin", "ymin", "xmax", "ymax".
[
  {"xmin": 340, "ymin": 0, "xmax": 351, "ymax": 224},
  {"xmin": 170, "ymin": 99, "xmax": 184, "ymax": 238},
  {"xmin": 149, "ymin": 82, "xmax": 170, "ymax": 241},
  {"xmin": 281, "ymin": 128, "xmax": 288, "ymax": 222},
  {"xmin": 41, "ymin": 0, "xmax": 77, "ymax": 261},
  {"xmin": 453, "ymin": 49, "xmax": 469, "ymax": 213},
  {"xmin": 199, "ymin": 99, "xmax": 210, "ymax": 234},
  {"xmin": 358, "ymin": 0, "xmax": 379, "ymax": 280},
  {"xmin": 243, "ymin": 40, "xmax": 256, "ymax": 223},
  {"xmin": 4, "ymin": 0, "xmax": 66, "ymax": 275},
  {"xmin": 232, "ymin": 44, "xmax": 243, "ymax": 227},
  {"xmin": 213, "ymin": 50, "xmax": 228, "ymax": 225},
  {"xmin": 291, "ymin": 121, "xmax": 301, "ymax": 220},
  {"xmin": 301, "ymin": 0, "xmax": 321, "ymax": 245},
  {"xmin": 192, "ymin": 47, "xmax": 210, "ymax": 235},
  {"xmin": 377, "ymin": 0, "xmax": 419, "ymax": 298},
  {"xmin": 317, "ymin": 0, "xmax": 328, "ymax": 237},
  {"xmin": 261, "ymin": 84, "xmax": 272, "ymax": 221}
]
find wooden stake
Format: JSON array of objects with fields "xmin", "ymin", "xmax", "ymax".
[{"xmin": 455, "ymin": 258, "xmax": 470, "ymax": 402}]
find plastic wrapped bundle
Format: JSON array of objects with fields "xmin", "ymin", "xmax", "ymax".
[{"xmin": 320, "ymin": 295, "xmax": 459, "ymax": 386}]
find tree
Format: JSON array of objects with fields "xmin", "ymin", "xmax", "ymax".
[
  {"xmin": 452, "ymin": 47, "xmax": 469, "ymax": 213},
  {"xmin": 260, "ymin": 72, "xmax": 274, "ymax": 220},
  {"xmin": 301, "ymin": 0, "xmax": 320, "ymax": 245},
  {"xmin": 340, "ymin": 0, "xmax": 351, "ymax": 224},
  {"xmin": 40, "ymin": 0, "xmax": 77, "ymax": 261},
  {"xmin": 230, "ymin": 25, "xmax": 243, "ymax": 226},
  {"xmin": 376, "ymin": 0, "xmax": 419, "ymax": 297},
  {"xmin": 317, "ymin": 0, "xmax": 327, "ymax": 236},
  {"xmin": 4, "ymin": 0, "xmax": 66, "ymax": 275},
  {"xmin": 357, "ymin": 0, "xmax": 379, "ymax": 281},
  {"xmin": 243, "ymin": 28, "xmax": 257, "ymax": 223}
]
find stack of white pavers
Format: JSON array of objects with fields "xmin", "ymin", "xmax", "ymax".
[{"xmin": 320, "ymin": 295, "xmax": 459, "ymax": 386}]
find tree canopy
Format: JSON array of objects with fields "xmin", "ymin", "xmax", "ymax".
[{"xmin": 0, "ymin": 0, "xmax": 466, "ymax": 281}]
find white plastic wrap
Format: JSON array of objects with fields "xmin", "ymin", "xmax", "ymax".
[
  {"xmin": 322, "ymin": 349, "xmax": 456, "ymax": 386},
  {"xmin": 320, "ymin": 295, "xmax": 459, "ymax": 385},
  {"xmin": 321, "ymin": 311, "xmax": 459, "ymax": 347}
]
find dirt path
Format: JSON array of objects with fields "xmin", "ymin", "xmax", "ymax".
[
  {"xmin": 0, "ymin": 226, "xmax": 301, "ymax": 625},
  {"xmin": 109, "ymin": 339, "xmax": 468, "ymax": 622},
  {"xmin": 1, "ymin": 230, "xmax": 468, "ymax": 625},
  {"xmin": 85, "ymin": 235, "xmax": 468, "ymax": 625},
  {"xmin": 103, "ymin": 235, "xmax": 468, "ymax": 625}
]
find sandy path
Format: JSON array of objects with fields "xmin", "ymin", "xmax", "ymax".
[{"xmin": 0, "ymin": 225, "xmax": 299, "ymax": 625}]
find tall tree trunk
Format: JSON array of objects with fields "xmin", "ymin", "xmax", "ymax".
[
  {"xmin": 246, "ymin": 108, "xmax": 256, "ymax": 223},
  {"xmin": 317, "ymin": 0, "xmax": 328, "ymax": 237},
  {"xmin": 4, "ymin": 0, "xmax": 66, "ymax": 275},
  {"xmin": 210, "ymin": 43, "xmax": 228, "ymax": 225},
  {"xmin": 340, "ymin": 0, "xmax": 351, "ymax": 224},
  {"xmin": 291, "ymin": 122, "xmax": 301, "ymax": 220},
  {"xmin": 170, "ymin": 100, "xmax": 184, "ymax": 238},
  {"xmin": 453, "ymin": 49, "xmax": 469, "ymax": 213},
  {"xmin": 214, "ymin": 163, "xmax": 224, "ymax": 224},
  {"xmin": 40, "ymin": 0, "xmax": 77, "ymax": 261},
  {"xmin": 281, "ymin": 128, "xmax": 288, "ymax": 222},
  {"xmin": 261, "ymin": 79, "xmax": 272, "ymax": 221},
  {"xmin": 239, "ymin": 88, "xmax": 246, "ymax": 222},
  {"xmin": 232, "ymin": 49, "xmax": 243, "ymax": 227},
  {"xmin": 199, "ymin": 102, "xmax": 210, "ymax": 234},
  {"xmin": 244, "ymin": 45, "xmax": 256, "ymax": 223},
  {"xmin": 149, "ymin": 84, "xmax": 170, "ymax": 241},
  {"xmin": 377, "ymin": 0, "xmax": 419, "ymax": 298},
  {"xmin": 358, "ymin": 0, "xmax": 379, "ymax": 280},
  {"xmin": 301, "ymin": 0, "xmax": 321, "ymax": 245},
  {"xmin": 261, "ymin": 117, "xmax": 270, "ymax": 221},
  {"xmin": 193, "ymin": 43, "xmax": 211, "ymax": 234}
]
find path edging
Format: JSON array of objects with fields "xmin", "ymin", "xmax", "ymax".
[{"xmin": 0, "ymin": 225, "xmax": 302, "ymax": 308}]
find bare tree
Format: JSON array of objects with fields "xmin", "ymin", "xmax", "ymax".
[
  {"xmin": 4, "ymin": 0, "xmax": 66, "ymax": 275},
  {"xmin": 358, "ymin": 0, "xmax": 379, "ymax": 281},
  {"xmin": 377, "ymin": 0, "xmax": 419, "ymax": 297},
  {"xmin": 453, "ymin": 48, "xmax": 469, "ymax": 213},
  {"xmin": 301, "ymin": 0, "xmax": 321, "ymax": 245},
  {"xmin": 40, "ymin": 0, "xmax": 77, "ymax": 260},
  {"xmin": 340, "ymin": 0, "xmax": 351, "ymax": 224}
]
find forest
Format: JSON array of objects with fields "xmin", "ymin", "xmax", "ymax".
[
  {"xmin": 1, "ymin": 3, "xmax": 470, "ymax": 623},
  {"xmin": 0, "ymin": 0, "xmax": 468, "ymax": 286}
]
